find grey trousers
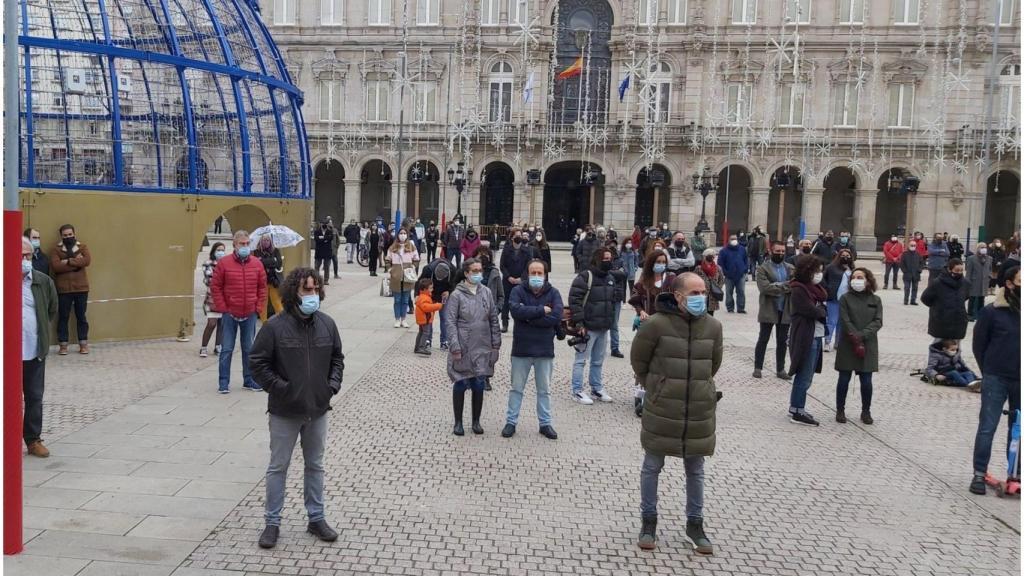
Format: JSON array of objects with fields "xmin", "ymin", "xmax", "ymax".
[
  {"xmin": 265, "ymin": 413, "xmax": 328, "ymax": 526},
  {"xmin": 639, "ymin": 451, "xmax": 705, "ymax": 519}
]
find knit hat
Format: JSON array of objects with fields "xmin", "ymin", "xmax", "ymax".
[{"xmin": 702, "ymin": 248, "xmax": 716, "ymax": 258}]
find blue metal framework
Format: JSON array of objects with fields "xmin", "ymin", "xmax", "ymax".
[{"xmin": 17, "ymin": 0, "xmax": 309, "ymax": 198}]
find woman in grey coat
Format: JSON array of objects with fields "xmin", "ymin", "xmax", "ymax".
[
  {"xmin": 965, "ymin": 243, "xmax": 992, "ymax": 321},
  {"xmin": 444, "ymin": 258, "xmax": 502, "ymax": 436}
]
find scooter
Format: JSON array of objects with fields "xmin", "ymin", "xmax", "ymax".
[{"xmin": 984, "ymin": 409, "xmax": 1021, "ymax": 498}]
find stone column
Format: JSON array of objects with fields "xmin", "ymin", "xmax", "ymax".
[
  {"xmin": 343, "ymin": 178, "xmax": 362, "ymax": 222},
  {"xmin": 512, "ymin": 182, "xmax": 530, "ymax": 224},
  {"xmin": 529, "ymin": 183, "xmax": 543, "ymax": 225},
  {"xmin": 749, "ymin": 186, "xmax": 771, "ymax": 230},
  {"xmin": 853, "ymin": 187, "xmax": 878, "ymax": 253},
  {"xmin": 802, "ymin": 188, "xmax": 824, "ymax": 240}
]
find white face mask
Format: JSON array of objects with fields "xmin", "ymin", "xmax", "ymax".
[
  {"xmin": 729, "ymin": 240, "xmax": 738, "ymax": 247},
  {"xmin": 850, "ymin": 278, "xmax": 866, "ymax": 292},
  {"xmin": 812, "ymin": 272, "xmax": 824, "ymax": 285},
  {"xmin": 979, "ymin": 248, "xmax": 988, "ymax": 255},
  {"xmin": 398, "ymin": 234, "xmax": 408, "ymax": 242}
]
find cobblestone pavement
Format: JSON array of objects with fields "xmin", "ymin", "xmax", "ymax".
[{"xmin": 173, "ymin": 252, "xmax": 1020, "ymax": 576}]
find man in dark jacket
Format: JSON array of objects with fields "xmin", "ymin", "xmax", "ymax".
[
  {"xmin": 343, "ymin": 220, "xmax": 361, "ymax": 263},
  {"xmin": 926, "ymin": 234, "xmax": 951, "ymax": 286},
  {"xmin": 811, "ymin": 231, "xmax": 836, "ymax": 264},
  {"xmin": 969, "ymin": 266, "xmax": 1021, "ymax": 495},
  {"xmin": 666, "ymin": 231, "xmax": 695, "ymax": 273},
  {"xmin": 211, "ymin": 230, "xmax": 268, "ymax": 393},
  {"xmin": 632, "ymin": 273, "xmax": 722, "ymax": 554},
  {"xmin": 920, "ymin": 258, "xmax": 969, "ymax": 342},
  {"xmin": 900, "ymin": 240, "xmax": 923, "ymax": 305},
  {"xmin": 568, "ymin": 247, "xmax": 620, "ymax": 404},
  {"xmin": 251, "ymin": 267, "xmax": 344, "ymax": 549},
  {"xmin": 746, "ymin": 226, "xmax": 768, "ymax": 277},
  {"xmin": 313, "ymin": 221, "xmax": 334, "ymax": 285},
  {"xmin": 419, "ymin": 258, "xmax": 456, "ymax": 348},
  {"xmin": 716, "ymin": 234, "xmax": 748, "ymax": 313},
  {"xmin": 21, "ymin": 238, "xmax": 58, "ymax": 458},
  {"xmin": 499, "ymin": 232, "xmax": 534, "ymax": 332},
  {"xmin": 425, "ymin": 222, "xmax": 439, "ymax": 260},
  {"xmin": 24, "ymin": 228, "xmax": 49, "ymax": 276},
  {"xmin": 573, "ymin": 226, "xmax": 600, "ymax": 272},
  {"xmin": 444, "ymin": 221, "xmax": 464, "ymax": 267},
  {"xmin": 753, "ymin": 241, "xmax": 794, "ymax": 379},
  {"xmin": 502, "ymin": 260, "xmax": 563, "ymax": 440}
]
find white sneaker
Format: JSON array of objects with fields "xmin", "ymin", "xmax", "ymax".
[
  {"xmin": 592, "ymin": 389, "xmax": 614, "ymax": 403},
  {"xmin": 400, "ymin": 320, "xmax": 409, "ymax": 328},
  {"xmin": 572, "ymin": 391, "xmax": 594, "ymax": 405},
  {"xmin": 394, "ymin": 320, "xmax": 401, "ymax": 328},
  {"xmin": 199, "ymin": 347, "xmax": 208, "ymax": 358},
  {"xmin": 823, "ymin": 341, "xmax": 832, "ymax": 353}
]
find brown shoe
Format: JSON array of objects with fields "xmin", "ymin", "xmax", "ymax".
[
  {"xmin": 78, "ymin": 342, "xmax": 90, "ymax": 355},
  {"xmin": 26, "ymin": 441, "xmax": 50, "ymax": 458},
  {"xmin": 58, "ymin": 344, "xmax": 69, "ymax": 355}
]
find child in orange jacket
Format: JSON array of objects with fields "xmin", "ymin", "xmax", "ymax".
[{"xmin": 414, "ymin": 278, "xmax": 444, "ymax": 355}]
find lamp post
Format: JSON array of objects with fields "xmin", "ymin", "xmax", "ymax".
[
  {"xmin": 447, "ymin": 160, "xmax": 471, "ymax": 224},
  {"xmin": 692, "ymin": 166, "xmax": 719, "ymax": 236}
]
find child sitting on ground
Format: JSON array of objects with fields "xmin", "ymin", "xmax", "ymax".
[
  {"xmin": 414, "ymin": 278, "xmax": 443, "ymax": 356},
  {"xmin": 925, "ymin": 339, "xmax": 981, "ymax": 391}
]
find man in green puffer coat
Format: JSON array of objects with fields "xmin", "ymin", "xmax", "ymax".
[{"xmin": 630, "ymin": 272, "xmax": 723, "ymax": 555}]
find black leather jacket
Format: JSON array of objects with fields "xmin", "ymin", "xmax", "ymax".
[{"xmin": 250, "ymin": 309, "xmax": 345, "ymax": 419}]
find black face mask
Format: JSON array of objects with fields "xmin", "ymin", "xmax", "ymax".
[
  {"xmin": 512, "ymin": 238, "xmax": 521, "ymax": 245},
  {"xmin": 704, "ymin": 256, "xmax": 714, "ymax": 262},
  {"xmin": 841, "ymin": 257, "xmax": 851, "ymax": 265},
  {"xmin": 771, "ymin": 254, "xmax": 784, "ymax": 263},
  {"xmin": 599, "ymin": 261, "xmax": 612, "ymax": 272},
  {"xmin": 1014, "ymin": 286, "xmax": 1021, "ymax": 299},
  {"xmin": 674, "ymin": 241, "xmax": 685, "ymax": 248},
  {"xmin": 62, "ymin": 236, "xmax": 76, "ymax": 249},
  {"xmin": 587, "ymin": 233, "xmax": 595, "ymax": 240},
  {"xmin": 801, "ymin": 247, "xmax": 812, "ymax": 254}
]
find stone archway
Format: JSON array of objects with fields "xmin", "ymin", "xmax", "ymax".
[
  {"xmin": 874, "ymin": 167, "xmax": 911, "ymax": 242},
  {"xmin": 822, "ymin": 167, "xmax": 856, "ymax": 238},
  {"xmin": 360, "ymin": 160, "xmax": 393, "ymax": 222},
  {"xmin": 714, "ymin": 165, "xmax": 751, "ymax": 239},
  {"xmin": 406, "ymin": 161, "xmax": 441, "ymax": 224},
  {"xmin": 635, "ymin": 164, "xmax": 672, "ymax": 229},
  {"xmin": 543, "ymin": 161, "xmax": 604, "ymax": 241},
  {"xmin": 985, "ymin": 171, "xmax": 1021, "ymax": 242},
  {"xmin": 314, "ymin": 159, "xmax": 345, "ymax": 226},
  {"xmin": 768, "ymin": 166, "xmax": 803, "ymax": 242},
  {"xmin": 482, "ymin": 162, "xmax": 515, "ymax": 225}
]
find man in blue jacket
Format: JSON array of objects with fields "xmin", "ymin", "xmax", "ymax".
[
  {"xmin": 502, "ymin": 259, "xmax": 563, "ymax": 440},
  {"xmin": 969, "ymin": 266, "xmax": 1021, "ymax": 495},
  {"xmin": 717, "ymin": 234, "xmax": 749, "ymax": 313}
]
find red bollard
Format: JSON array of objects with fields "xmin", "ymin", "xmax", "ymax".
[{"xmin": 4, "ymin": 208, "xmax": 24, "ymax": 555}]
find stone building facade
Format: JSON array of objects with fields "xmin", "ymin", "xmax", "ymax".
[{"xmin": 264, "ymin": 0, "xmax": 1021, "ymax": 248}]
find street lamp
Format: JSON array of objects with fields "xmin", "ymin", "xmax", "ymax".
[
  {"xmin": 447, "ymin": 160, "xmax": 472, "ymax": 223},
  {"xmin": 692, "ymin": 166, "xmax": 719, "ymax": 234}
]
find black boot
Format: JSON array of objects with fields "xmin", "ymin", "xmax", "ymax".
[
  {"xmin": 637, "ymin": 515, "xmax": 657, "ymax": 550},
  {"xmin": 453, "ymin": 390, "xmax": 465, "ymax": 436},
  {"xmin": 471, "ymin": 388, "xmax": 484, "ymax": 434}
]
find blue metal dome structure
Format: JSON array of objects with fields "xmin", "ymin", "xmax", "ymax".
[{"xmin": 17, "ymin": 0, "xmax": 309, "ymax": 197}]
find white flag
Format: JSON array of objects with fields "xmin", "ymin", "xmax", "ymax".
[{"xmin": 523, "ymin": 71, "xmax": 535, "ymax": 104}]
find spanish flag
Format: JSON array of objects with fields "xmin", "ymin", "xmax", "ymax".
[{"xmin": 557, "ymin": 57, "xmax": 584, "ymax": 80}]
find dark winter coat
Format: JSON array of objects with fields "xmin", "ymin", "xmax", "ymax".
[
  {"xmin": 568, "ymin": 267, "xmax": 619, "ymax": 332},
  {"xmin": 343, "ymin": 224, "xmax": 361, "ymax": 244},
  {"xmin": 997, "ymin": 254, "xmax": 1021, "ymax": 287},
  {"xmin": 509, "ymin": 283, "xmax": 563, "ymax": 358},
  {"xmin": 920, "ymin": 271, "xmax": 969, "ymax": 340},
  {"xmin": 426, "ymin": 228, "xmax": 439, "ymax": 248},
  {"xmin": 631, "ymin": 293, "xmax": 723, "ymax": 459},
  {"xmin": 210, "ymin": 252, "xmax": 268, "ymax": 318},
  {"xmin": 256, "ymin": 248, "xmax": 283, "ymax": 288},
  {"xmin": 573, "ymin": 236, "xmax": 600, "ymax": 269},
  {"xmin": 755, "ymin": 259, "xmax": 794, "ymax": 324},
  {"xmin": 822, "ymin": 263, "xmax": 849, "ymax": 302},
  {"xmin": 948, "ymin": 240, "xmax": 965, "ymax": 261},
  {"xmin": 716, "ymin": 244, "xmax": 748, "ymax": 282},
  {"xmin": 787, "ymin": 280, "xmax": 827, "ymax": 376},
  {"xmin": 973, "ymin": 288, "xmax": 1021, "ymax": 381},
  {"xmin": 811, "ymin": 239, "xmax": 836, "ymax": 264},
  {"xmin": 50, "ymin": 241, "xmax": 91, "ymax": 294},
  {"xmin": 444, "ymin": 225, "xmax": 463, "ymax": 251},
  {"xmin": 834, "ymin": 290, "xmax": 883, "ymax": 373},
  {"xmin": 419, "ymin": 258, "xmax": 456, "ymax": 302},
  {"xmin": 313, "ymin": 226, "xmax": 335, "ymax": 259},
  {"xmin": 481, "ymin": 263, "xmax": 505, "ymax": 312},
  {"xmin": 250, "ymin": 310, "xmax": 345, "ymax": 419},
  {"xmin": 500, "ymin": 244, "xmax": 534, "ymax": 285},
  {"xmin": 26, "ymin": 270, "xmax": 58, "ymax": 360},
  {"xmin": 444, "ymin": 281, "xmax": 501, "ymax": 382},
  {"xmin": 31, "ymin": 247, "xmax": 49, "ymax": 276},
  {"xmin": 966, "ymin": 254, "xmax": 993, "ymax": 298},
  {"xmin": 666, "ymin": 244, "xmax": 695, "ymax": 273},
  {"xmin": 629, "ymin": 273, "xmax": 677, "ymax": 317},
  {"xmin": 924, "ymin": 341, "xmax": 971, "ymax": 380},
  {"xmin": 900, "ymin": 250, "xmax": 923, "ymax": 282}
]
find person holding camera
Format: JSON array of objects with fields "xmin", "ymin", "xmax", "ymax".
[{"xmin": 568, "ymin": 247, "xmax": 622, "ymax": 405}]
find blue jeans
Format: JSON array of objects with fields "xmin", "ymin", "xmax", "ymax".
[
  {"xmin": 219, "ymin": 313, "xmax": 257, "ymax": 391},
  {"xmin": 610, "ymin": 302, "xmax": 622, "ymax": 353},
  {"xmin": 825, "ymin": 301, "xmax": 839, "ymax": 344},
  {"xmin": 507, "ymin": 356, "xmax": 553, "ymax": 427},
  {"xmin": 572, "ymin": 329, "xmax": 608, "ymax": 394},
  {"xmin": 790, "ymin": 337, "xmax": 821, "ymax": 412},
  {"xmin": 640, "ymin": 451, "xmax": 704, "ymax": 519},
  {"xmin": 392, "ymin": 290, "xmax": 411, "ymax": 320},
  {"xmin": 265, "ymin": 413, "xmax": 327, "ymax": 526},
  {"xmin": 836, "ymin": 370, "xmax": 874, "ymax": 412},
  {"xmin": 945, "ymin": 369, "xmax": 978, "ymax": 386},
  {"xmin": 972, "ymin": 374, "xmax": 1022, "ymax": 475},
  {"xmin": 724, "ymin": 277, "xmax": 745, "ymax": 312}
]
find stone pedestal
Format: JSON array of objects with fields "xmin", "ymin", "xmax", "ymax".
[
  {"xmin": 853, "ymin": 187, "xmax": 879, "ymax": 253},
  {"xmin": 803, "ymin": 188, "xmax": 824, "ymax": 240}
]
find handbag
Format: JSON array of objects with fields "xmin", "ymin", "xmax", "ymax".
[
  {"xmin": 380, "ymin": 277, "xmax": 392, "ymax": 297},
  {"xmin": 403, "ymin": 265, "xmax": 419, "ymax": 284},
  {"xmin": 709, "ymin": 282, "xmax": 724, "ymax": 302}
]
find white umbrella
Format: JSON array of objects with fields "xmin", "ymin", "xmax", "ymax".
[{"xmin": 251, "ymin": 223, "xmax": 304, "ymax": 248}]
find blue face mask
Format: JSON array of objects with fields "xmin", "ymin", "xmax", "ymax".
[
  {"xmin": 236, "ymin": 246, "xmax": 251, "ymax": 259},
  {"xmin": 214, "ymin": 250, "xmax": 226, "ymax": 260},
  {"xmin": 653, "ymin": 263, "xmax": 667, "ymax": 274},
  {"xmin": 685, "ymin": 294, "xmax": 707, "ymax": 317},
  {"xmin": 299, "ymin": 294, "xmax": 320, "ymax": 315},
  {"xmin": 469, "ymin": 273, "xmax": 484, "ymax": 285},
  {"xmin": 22, "ymin": 259, "xmax": 33, "ymax": 275},
  {"xmin": 528, "ymin": 276, "xmax": 545, "ymax": 289},
  {"xmin": 30, "ymin": 239, "xmax": 40, "ymax": 249}
]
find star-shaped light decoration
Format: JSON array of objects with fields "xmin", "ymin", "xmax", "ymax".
[
  {"xmin": 973, "ymin": 152, "xmax": 989, "ymax": 170},
  {"xmin": 491, "ymin": 125, "xmax": 507, "ymax": 149},
  {"xmin": 384, "ymin": 146, "xmax": 398, "ymax": 159},
  {"xmin": 847, "ymin": 155, "xmax": 866, "ymax": 176},
  {"xmin": 512, "ymin": 150, "xmax": 522, "ymax": 164},
  {"xmin": 410, "ymin": 163, "xmax": 423, "ymax": 180},
  {"xmin": 356, "ymin": 126, "xmax": 370, "ymax": 145},
  {"xmin": 853, "ymin": 70, "xmax": 869, "ymax": 90},
  {"xmin": 391, "ymin": 67, "xmax": 421, "ymax": 96},
  {"xmin": 702, "ymin": 126, "xmax": 720, "ymax": 146},
  {"xmin": 582, "ymin": 168, "xmax": 597, "ymax": 183},
  {"xmin": 512, "ymin": 17, "xmax": 541, "ymax": 49},
  {"xmin": 996, "ymin": 131, "xmax": 1014, "ymax": 156},
  {"xmin": 952, "ymin": 158, "xmax": 968, "ymax": 176},
  {"xmin": 594, "ymin": 127, "xmax": 610, "ymax": 147},
  {"xmin": 755, "ymin": 127, "xmax": 774, "ymax": 152},
  {"xmin": 688, "ymin": 133, "xmax": 702, "ymax": 153},
  {"xmin": 815, "ymin": 142, "xmax": 831, "ymax": 159},
  {"xmin": 736, "ymin": 145, "xmax": 752, "ymax": 161},
  {"xmin": 920, "ymin": 116, "xmax": 945, "ymax": 146},
  {"xmin": 945, "ymin": 71, "xmax": 969, "ymax": 92}
]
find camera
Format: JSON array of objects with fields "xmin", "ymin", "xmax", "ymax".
[{"xmin": 567, "ymin": 333, "xmax": 590, "ymax": 352}]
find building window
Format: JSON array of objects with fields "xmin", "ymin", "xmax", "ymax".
[
  {"xmin": 319, "ymin": 80, "xmax": 343, "ymax": 122},
  {"xmin": 778, "ymin": 83, "xmax": 804, "ymax": 127},
  {"xmin": 998, "ymin": 0, "xmax": 1016, "ymax": 24},
  {"xmin": 887, "ymin": 83, "xmax": 914, "ymax": 128},
  {"xmin": 321, "ymin": 0, "xmax": 343, "ymax": 25},
  {"xmin": 414, "ymin": 82, "xmax": 437, "ymax": 123},
  {"xmin": 368, "ymin": 0, "xmax": 390, "ymax": 25},
  {"xmin": 488, "ymin": 62, "xmax": 513, "ymax": 123},
  {"xmin": 726, "ymin": 83, "xmax": 752, "ymax": 125},
  {"xmin": 638, "ymin": 0, "xmax": 657, "ymax": 25},
  {"xmin": 366, "ymin": 78, "xmax": 389, "ymax": 123},
  {"xmin": 832, "ymin": 82, "xmax": 858, "ymax": 127},
  {"xmin": 731, "ymin": 0, "xmax": 756, "ymax": 24},
  {"xmin": 1000, "ymin": 63, "xmax": 1020, "ymax": 127},
  {"xmin": 839, "ymin": 0, "xmax": 863, "ymax": 24},
  {"xmin": 668, "ymin": 0, "xmax": 686, "ymax": 24},
  {"xmin": 784, "ymin": 0, "xmax": 809, "ymax": 23},
  {"xmin": 481, "ymin": 0, "xmax": 499, "ymax": 25},
  {"xmin": 417, "ymin": 0, "xmax": 439, "ymax": 25},
  {"xmin": 274, "ymin": 0, "xmax": 294, "ymax": 24},
  {"xmin": 644, "ymin": 62, "xmax": 671, "ymax": 123},
  {"xmin": 510, "ymin": 0, "xmax": 527, "ymax": 25},
  {"xmin": 894, "ymin": 0, "xmax": 919, "ymax": 24}
]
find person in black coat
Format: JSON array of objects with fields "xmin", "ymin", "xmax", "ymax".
[
  {"xmin": 920, "ymin": 258, "xmax": 969, "ymax": 342},
  {"xmin": 342, "ymin": 221, "xmax": 361, "ymax": 263},
  {"xmin": 822, "ymin": 249, "xmax": 854, "ymax": 352},
  {"xmin": 499, "ymin": 231, "xmax": 535, "ymax": 332},
  {"xmin": 900, "ymin": 240, "xmax": 924, "ymax": 305},
  {"xmin": 567, "ymin": 247, "xmax": 622, "ymax": 404},
  {"xmin": 425, "ymin": 223, "xmax": 439, "ymax": 260},
  {"xmin": 368, "ymin": 226, "xmax": 381, "ymax": 277},
  {"xmin": 313, "ymin": 221, "xmax": 334, "ymax": 285},
  {"xmin": 787, "ymin": 255, "xmax": 827, "ymax": 427}
]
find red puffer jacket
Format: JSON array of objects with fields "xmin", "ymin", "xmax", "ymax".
[{"xmin": 211, "ymin": 252, "xmax": 268, "ymax": 318}]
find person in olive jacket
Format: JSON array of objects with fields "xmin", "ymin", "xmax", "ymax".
[
  {"xmin": 834, "ymin": 268, "xmax": 883, "ymax": 425},
  {"xmin": 250, "ymin": 267, "xmax": 345, "ymax": 550},
  {"xmin": 632, "ymin": 273, "xmax": 722, "ymax": 555},
  {"xmin": 568, "ymin": 247, "xmax": 622, "ymax": 404},
  {"xmin": 920, "ymin": 258, "xmax": 969, "ymax": 342}
]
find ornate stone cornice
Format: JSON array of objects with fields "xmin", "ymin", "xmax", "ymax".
[
  {"xmin": 718, "ymin": 52, "xmax": 764, "ymax": 81},
  {"xmin": 881, "ymin": 57, "xmax": 928, "ymax": 84},
  {"xmin": 358, "ymin": 49, "xmax": 398, "ymax": 80},
  {"xmin": 827, "ymin": 49, "xmax": 874, "ymax": 83},
  {"xmin": 311, "ymin": 51, "xmax": 348, "ymax": 81}
]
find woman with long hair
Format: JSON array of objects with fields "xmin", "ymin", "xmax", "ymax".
[
  {"xmin": 621, "ymin": 237, "xmax": 640, "ymax": 303},
  {"xmin": 200, "ymin": 242, "xmax": 226, "ymax": 358},
  {"xmin": 254, "ymin": 235, "xmax": 284, "ymax": 322},
  {"xmin": 531, "ymin": 228, "xmax": 552, "ymax": 272},
  {"xmin": 629, "ymin": 249, "xmax": 676, "ymax": 322},
  {"xmin": 387, "ymin": 227, "xmax": 420, "ymax": 328},
  {"xmin": 787, "ymin": 255, "xmax": 828, "ymax": 426},
  {"xmin": 834, "ymin": 267, "xmax": 883, "ymax": 425}
]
